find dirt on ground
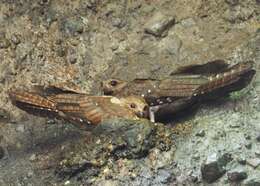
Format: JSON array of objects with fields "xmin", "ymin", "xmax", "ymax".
[{"xmin": 0, "ymin": 0, "xmax": 259, "ymax": 185}]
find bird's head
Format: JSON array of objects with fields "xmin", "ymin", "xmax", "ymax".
[
  {"xmin": 101, "ymin": 79, "xmax": 128, "ymax": 95},
  {"xmin": 119, "ymin": 96, "xmax": 149, "ymax": 118}
]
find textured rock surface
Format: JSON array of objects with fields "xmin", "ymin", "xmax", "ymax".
[{"xmin": 0, "ymin": 0, "xmax": 259, "ymax": 185}]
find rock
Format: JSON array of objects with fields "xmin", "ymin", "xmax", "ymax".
[
  {"xmin": 0, "ymin": 38, "xmax": 10, "ymax": 49},
  {"xmin": 0, "ymin": 146, "xmax": 5, "ymax": 159},
  {"xmin": 16, "ymin": 125, "xmax": 25, "ymax": 133},
  {"xmin": 256, "ymin": 135, "xmax": 260, "ymax": 142},
  {"xmin": 93, "ymin": 118, "xmax": 156, "ymax": 159},
  {"xmin": 255, "ymin": 150, "xmax": 260, "ymax": 157},
  {"xmin": 237, "ymin": 156, "xmax": 247, "ymax": 165},
  {"xmin": 243, "ymin": 177, "xmax": 260, "ymax": 186},
  {"xmin": 201, "ymin": 153, "xmax": 232, "ymax": 183},
  {"xmin": 11, "ymin": 34, "xmax": 21, "ymax": 45},
  {"xmin": 247, "ymin": 158, "xmax": 260, "ymax": 168},
  {"xmin": 196, "ymin": 130, "xmax": 206, "ymax": 137},
  {"xmin": 153, "ymin": 169, "xmax": 175, "ymax": 184},
  {"xmin": 244, "ymin": 134, "xmax": 251, "ymax": 140},
  {"xmin": 67, "ymin": 48, "xmax": 77, "ymax": 64},
  {"xmin": 64, "ymin": 18, "xmax": 84, "ymax": 35},
  {"xmin": 144, "ymin": 12, "xmax": 175, "ymax": 37},
  {"xmin": 227, "ymin": 168, "xmax": 247, "ymax": 182},
  {"xmin": 245, "ymin": 142, "xmax": 252, "ymax": 149},
  {"xmin": 0, "ymin": 109, "xmax": 10, "ymax": 122},
  {"xmin": 29, "ymin": 154, "xmax": 37, "ymax": 161},
  {"xmin": 229, "ymin": 123, "xmax": 241, "ymax": 128},
  {"xmin": 163, "ymin": 35, "xmax": 182, "ymax": 56},
  {"xmin": 225, "ymin": 0, "xmax": 239, "ymax": 6},
  {"xmin": 111, "ymin": 17, "xmax": 126, "ymax": 28}
]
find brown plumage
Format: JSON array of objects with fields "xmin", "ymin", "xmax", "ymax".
[
  {"xmin": 102, "ymin": 61, "xmax": 255, "ymax": 122},
  {"xmin": 9, "ymin": 90, "xmax": 149, "ymax": 130},
  {"xmin": 102, "ymin": 61, "xmax": 255, "ymax": 104}
]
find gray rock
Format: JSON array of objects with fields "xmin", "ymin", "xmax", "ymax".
[
  {"xmin": 256, "ymin": 135, "xmax": 260, "ymax": 142},
  {"xmin": 201, "ymin": 153, "xmax": 232, "ymax": 183},
  {"xmin": 164, "ymin": 35, "xmax": 182, "ymax": 56},
  {"xmin": 0, "ymin": 38, "xmax": 10, "ymax": 49},
  {"xmin": 153, "ymin": 169, "xmax": 175, "ymax": 184},
  {"xmin": 237, "ymin": 156, "xmax": 247, "ymax": 165},
  {"xmin": 16, "ymin": 125, "xmax": 25, "ymax": 133},
  {"xmin": 225, "ymin": 0, "xmax": 239, "ymax": 6},
  {"xmin": 247, "ymin": 158, "xmax": 260, "ymax": 168},
  {"xmin": 64, "ymin": 18, "xmax": 84, "ymax": 35},
  {"xmin": 255, "ymin": 150, "xmax": 260, "ymax": 157},
  {"xmin": 227, "ymin": 169, "xmax": 247, "ymax": 182},
  {"xmin": 93, "ymin": 118, "xmax": 156, "ymax": 159},
  {"xmin": 196, "ymin": 130, "xmax": 206, "ymax": 137},
  {"xmin": 144, "ymin": 12, "xmax": 175, "ymax": 37},
  {"xmin": 0, "ymin": 146, "xmax": 4, "ymax": 159},
  {"xmin": 245, "ymin": 142, "xmax": 252, "ymax": 149},
  {"xmin": 11, "ymin": 34, "xmax": 21, "ymax": 45},
  {"xmin": 243, "ymin": 177, "xmax": 260, "ymax": 186},
  {"xmin": 111, "ymin": 17, "xmax": 126, "ymax": 28}
]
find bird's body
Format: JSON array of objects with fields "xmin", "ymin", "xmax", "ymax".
[
  {"xmin": 102, "ymin": 61, "xmax": 255, "ymax": 122},
  {"xmin": 102, "ymin": 61, "xmax": 255, "ymax": 104},
  {"xmin": 9, "ymin": 90, "xmax": 148, "ymax": 130}
]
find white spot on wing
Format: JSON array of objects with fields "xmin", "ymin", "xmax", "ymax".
[{"xmin": 110, "ymin": 97, "xmax": 121, "ymax": 104}]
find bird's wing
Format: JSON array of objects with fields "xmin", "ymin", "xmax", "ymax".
[
  {"xmin": 8, "ymin": 90, "xmax": 58, "ymax": 118},
  {"xmin": 47, "ymin": 94, "xmax": 105, "ymax": 126},
  {"xmin": 157, "ymin": 76, "xmax": 209, "ymax": 97}
]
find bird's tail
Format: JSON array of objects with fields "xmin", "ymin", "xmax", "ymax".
[
  {"xmin": 8, "ymin": 90, "xmax": 58, "ymax": 118},
  {"xmin": 195, "ymin": 61, "xmax": 255, "ymax": 96}
]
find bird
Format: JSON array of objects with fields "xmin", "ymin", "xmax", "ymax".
[
  {"xmin": 102, "ymin": 61, "xmax": 255, "ymax": 103},
  {"xmin": 8, "ymin": 89, "xmax": 149, "ymax": 130},
  {"xmin": 102, "ymin": 61, "xmax": 255, "ymax": 122}
]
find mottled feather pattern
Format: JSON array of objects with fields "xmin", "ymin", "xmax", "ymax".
[
  {"xmin": 195, "ymin": 61, "xmax": 254, "ymax": 95},
  {"xmin": 8, "ymin": 60, "xmax": 255, "ymax": 127},
  {"xmin": 8, "ymin": 89, "xmax": 148, "ymax": 129},
  {"xmin": 9, "ymin": 91, "xmax": 56, "ymax": 111}
]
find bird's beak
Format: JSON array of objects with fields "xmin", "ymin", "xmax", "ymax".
[{"xmin": 136, "ymin": 106, "xmax": 149, "ymax": 118}]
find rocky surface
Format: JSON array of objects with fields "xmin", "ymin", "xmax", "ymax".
[{"xmin": 0, "ymin": 0, "xmax": 259, "ymax": 185}]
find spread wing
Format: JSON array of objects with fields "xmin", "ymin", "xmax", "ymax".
[
  {"xmin": 8, "ymin": 90, "xmax": 58, "ymax": 118},
  {"xmin": 157, "ymin": 75, "xmax": 209, "ymax": 97},
  {"xmin": 48, "ymin": 94, "xmax": 137, "ymax": 127},
  {"xmin": 47, "ymin": 94, "xmax": 105, "ymax": 127},
  {"xmin": 195, "ymin": 61, "xmax": 255, "ymax": 97}
]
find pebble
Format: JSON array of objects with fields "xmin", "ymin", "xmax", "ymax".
[
  {"xmin": 29, "ymin": 154, "xmax": 37, "ymax": 161},
  {"xmin": 256, "ymin": 134, "xmax": 260, "ymax": 142},
  {"xmin": 64, "ymin": 18, "xmax": 84, "ymax": 35},
  {"xmin": 243, "ymin": 177, "xmax": 260, "ymax": 186},
  {"xmin": 201, "ymin": 153, "xmax": 232, "ymax": 183},
  {"xmin": 245, "ymin": 142, "xmax": 252, "ymax": 149},
  {"xmin": 255, "ymin": 150, "xmax": 260, "ymax": 157},
  {"xmin": 0, "ymin": 38, "xmax": 10, "ymax": 49},
  {"xmin": 247, "ymin": 158, "xmax": 260, "ymax": 168},
  {"xmin": 0, "ymin": 146, "xmax": 5, "ymax": 159},
  {"xmin": 229, "ymin": 123, "xmax": 241, "ymax": 128},
  {"xmin": 11, "ymin": 34, "xmax": 21, "ymax": 45},
  {"xmin": 144, "ymin": 12, "xmax": 175, "ymax": 37},
  {"xmin": 244, "ymin": 134, "xmax": 251, "ymax": 140},
  {"xmin": 237, "ymin": 156, "xmax": 247, "ymax": 165},
  {"xmin": 227, "ymin": 169, "xmax": 247, "ymax": 182},
  {"xmin": 16, "ymin": 125, "xmax": 25, "ymax": 133},
  {"xmin": 196, "ymin": 130, "xmax": 206, "ymax": 137},
  {"xmin": 225, "ymin": 0, "xmax": 239, "ymax": 6}
]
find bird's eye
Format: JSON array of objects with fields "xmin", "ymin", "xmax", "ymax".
[
  {"xmin": 130, "ymin": 103, "xmax": 136, "ymax": 109},
  {"xmin": 110, "ymin": 80, "xmax": 118, "ymax": 86}
]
